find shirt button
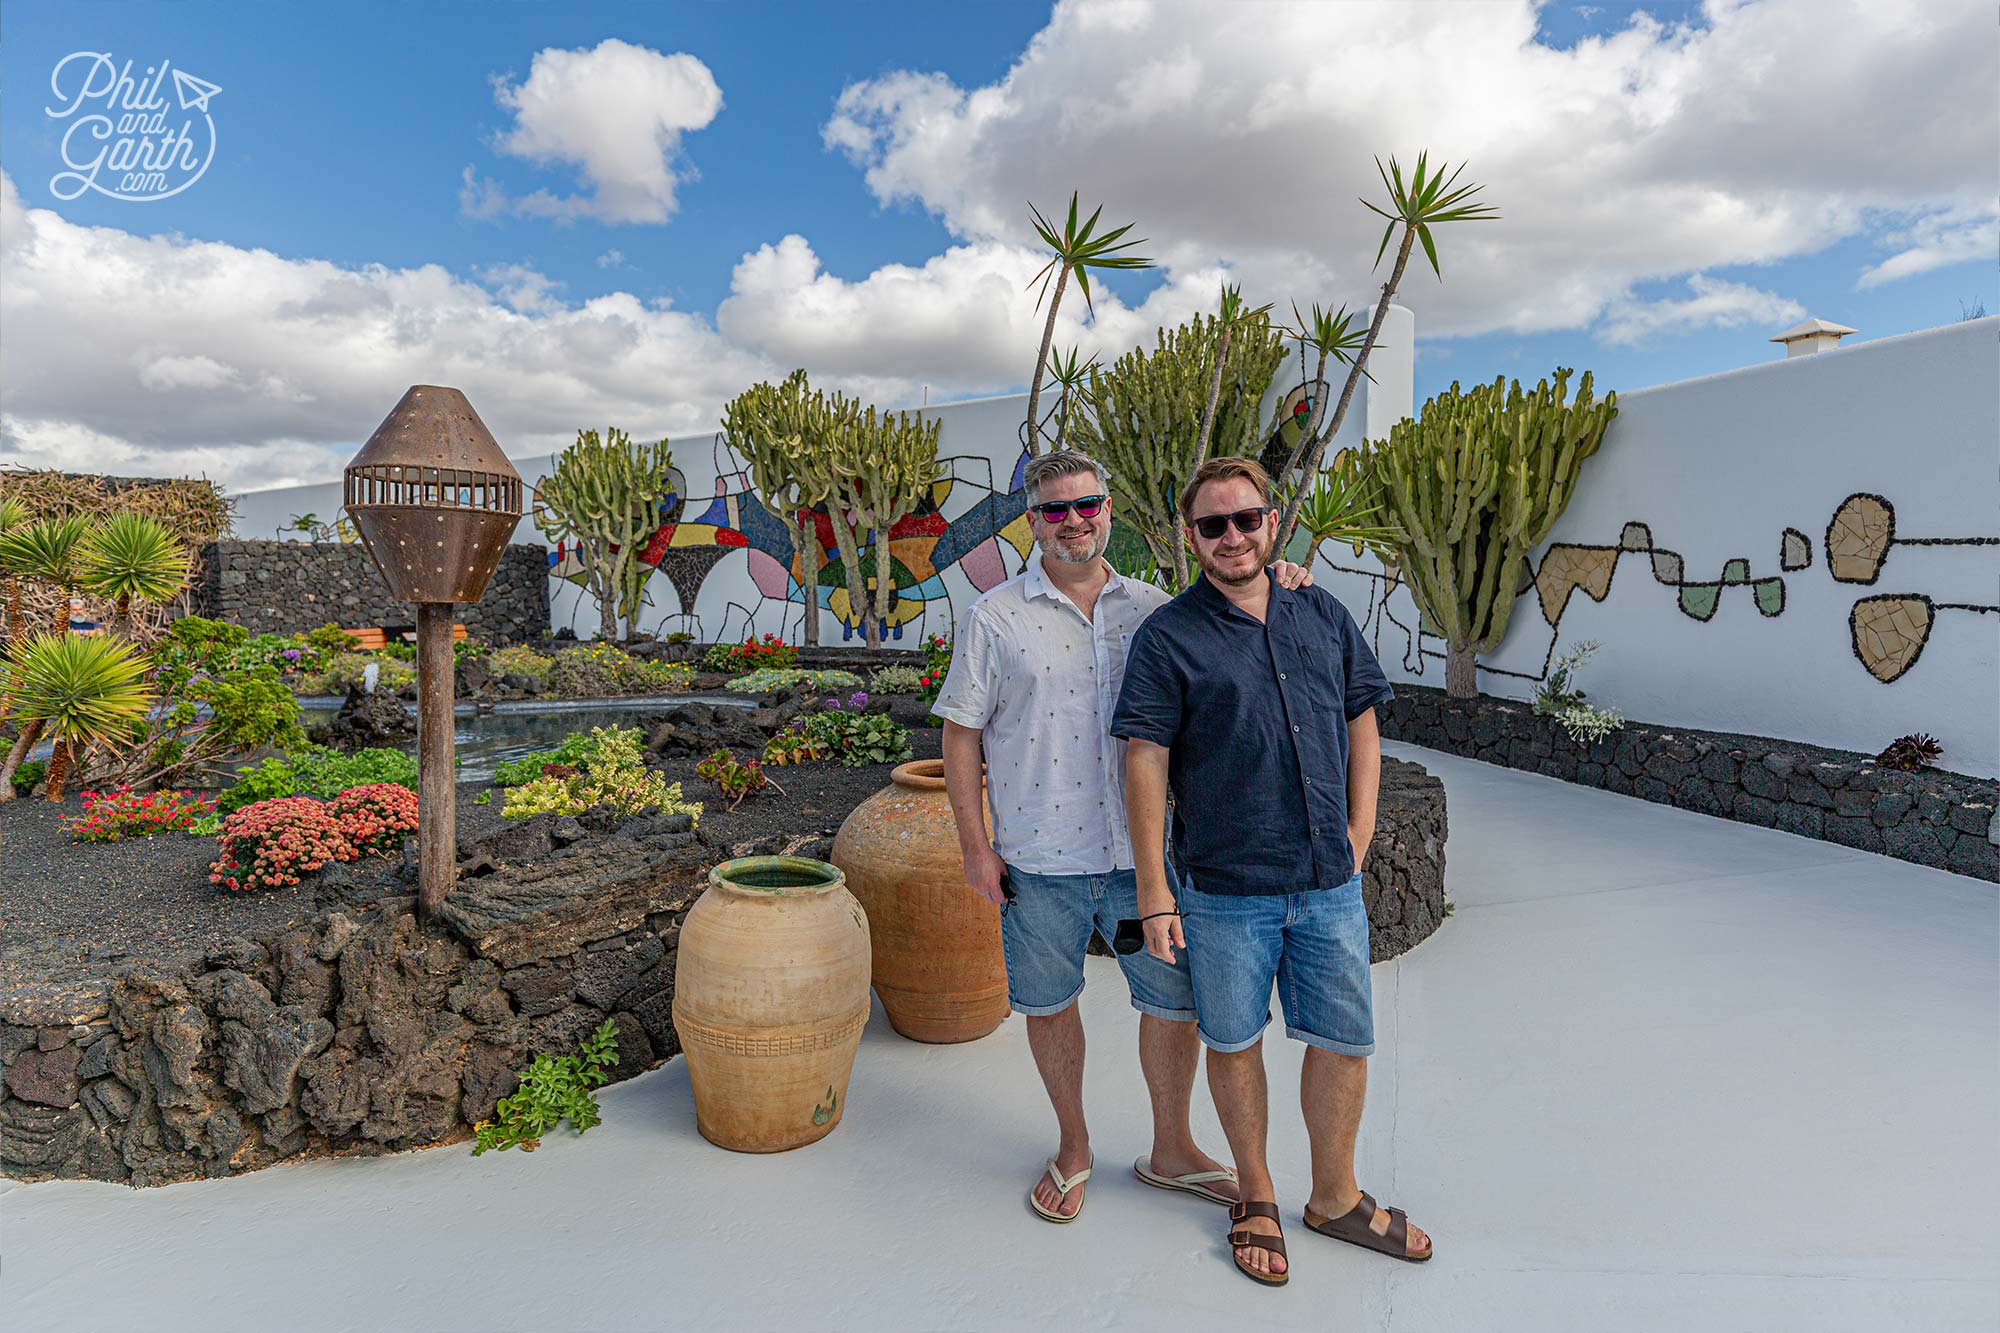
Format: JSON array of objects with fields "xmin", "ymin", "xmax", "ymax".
[
  {"xmin": 1304, "ymin": 777, "xmax": 1312, "ymax": 785},
  {"xmin": 1293, "ymin": 725, "xmax": 1300, "ymax": 732},
  {"xmin": 1279, "ymin": 673, "xmax": 1286, "ymax": 680}
]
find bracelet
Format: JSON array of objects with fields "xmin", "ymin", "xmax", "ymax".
[{"xmin": 1137, "ymin": 910, "xmax": 1181, "ymax": 922}]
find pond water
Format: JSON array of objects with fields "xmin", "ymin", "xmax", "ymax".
[{"xmin": 297, "ymin": 694, "xmax": 754, "ymax": 784}]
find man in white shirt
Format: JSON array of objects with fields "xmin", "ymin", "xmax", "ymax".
[{"xmin": 935, "ymin": 448, "xmax": 1312, "ymax": 1223}]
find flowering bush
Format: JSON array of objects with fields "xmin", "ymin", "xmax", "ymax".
[
  {"xmin": 297, "ymin": 652, "xmax": 415, "ymax": 696},
  {"xmin": 547, "ymin": 643, "xmax": 695, "ymax": 698},
  {"xmin": 329, "ymin": 783, "xmax": 420, "ymax": 857},
  {"xmin": 502, "ymin": 727, "xmax": 702, "ymax": 824},
  {"xmin": 723, "ymin": 667, "xmax": 863, "ymax": 695},
  {"xmin": 66, "ymin": 787, "xmax": 215, "ymax": 842},
  {"xmin": 490, "ymin": 643, "xmax": 554, "ymax": 682},
  {"xmin": 212, "ymin": 744, "xmax": 417, "ymax": 817},
  {"xmin": 918, "ymin": 633, "xmax": 952, "ymax": 702},
  {"xmin": 491, "ymin": 727, "xmax": 637, "ymax": 787},
  {"xmin": 210, "ymin": 797, "xmax": 355, "ymax": 893},
  {"xmin": 726, "ymin": 632, "xmax": 797, "ymax": 671}
]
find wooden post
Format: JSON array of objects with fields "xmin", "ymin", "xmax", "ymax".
[{"xmin": 415, "ymin": 602, "xmax": 457, "ymax": 921}]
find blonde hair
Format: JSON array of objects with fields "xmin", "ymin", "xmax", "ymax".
[{"xmin": 1178, "ymin": 455, "xmax": 1273, "ymax": 523}]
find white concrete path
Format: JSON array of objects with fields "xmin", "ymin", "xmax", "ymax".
[{"xmin": 5, "ymin": 742, "xmax": 1996, "ymax": 1332}]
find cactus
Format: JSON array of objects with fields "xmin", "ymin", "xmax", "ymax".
[
  {"xmin": 820, "ymin": 400, "xmax": 944, "ymax": 648},
  {"xmin": 722, "ymin": 371, "xmax": 847, "ymax": 646},
  {"xmin": 534, "ymin": 428, "xmax": 676, "ymax": 643},
  {"xmin": 1367, "ymin": 369, "xmax": 1617, "ymax": 698},
  {"xmin": 1068, "ymin": 310, "xmax": 1285, "ymax": 589}
]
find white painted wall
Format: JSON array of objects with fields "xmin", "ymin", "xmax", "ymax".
[
  {"xmin": 1313, "ymin": 316, "xmax": 2000, "ymax": 776},
  {"xmin": 228, "ymin": 304, "xmax": 1415, "ymax": 650}
]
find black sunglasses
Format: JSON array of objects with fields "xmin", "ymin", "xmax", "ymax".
[
  {"xmin": 1029, "ymin": 494, "xmax": 1107, "ymax": 522},
  {"xmin": 1191, "ymin": 506, "xmax": 1272, "ymax": 540}
]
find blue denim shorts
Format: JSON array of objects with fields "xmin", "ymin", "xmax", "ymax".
[
  {"xmin": 1179, "ymin": 873, "xmax": 1375, "ymax": 1056},
  {"xmin": 999, "ymin": 863, "xmax": 1197, "ymax": 1021}
]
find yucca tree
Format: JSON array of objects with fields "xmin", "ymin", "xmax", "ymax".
[
  {"xmin": 0, "ymin": 497, "xmax": 25, "ymax": 651},
  {"xmin": 1045, "ymin": 345, "xmax": 1101, "ymax": 453},
  {"xmin": 77, "ymin": 514, "xmax": 192, "ymax": 640},
  {"xmin": 3, "ymin": 632, "xmax": 152, "ymax": 801},
  {"xmin": 1192, "ymin": 283, "xmax": 1275, "ymax": 471},
  {"xmin": 0, "ymin": 514, "xmax": 95, "ymax": 636},
  {"xmin": 1023, "ymin": 194, "xmax": 1152, "ymax": 455},
  {"xmin": 1275, "ymin": 152, "xmax": 1497, "ymax": 547},
  {"xmin": 1289, "ymin": 448, "xmax": 1401, "ymax": 569}
]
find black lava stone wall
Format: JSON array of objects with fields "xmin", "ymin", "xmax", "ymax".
[
  {"xmin": 197, "ymin": 540, "xmax": 548, "ymax": 645},
  {"xmin": 1379, "ymin": 686, "xmax": 1998, "ymax": 882}
]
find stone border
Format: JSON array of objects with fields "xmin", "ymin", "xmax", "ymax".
[
  {"xmin": 1377, "ymin": 686, "xmax": 1998, "ymax": 882},
  {"xmin": 0, "ymin": 811, "xmax": 720, "ymax": 1187}
]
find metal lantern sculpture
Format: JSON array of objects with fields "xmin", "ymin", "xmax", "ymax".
[{"xmin": 344, "ymin": 386, "xmax": 522, "ymax": 920}]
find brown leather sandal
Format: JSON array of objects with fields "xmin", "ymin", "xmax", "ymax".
[
  {"xmin": 1227, "ymin": 1200, "xmax": 1290, "ymax": 1286},
  {"xmin": 1302, "ymin": 1191, "xmax": 1432, "ymax": 1262}
]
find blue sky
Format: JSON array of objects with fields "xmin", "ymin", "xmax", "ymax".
[{"xmin": 2, "ymin": 0, "xmax": 1993, "ymax": 487}]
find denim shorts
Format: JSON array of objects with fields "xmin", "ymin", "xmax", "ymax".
[
  {"xmin": 1179, "ymin": 873, "xmax": 1375, "ymax": 1056},
  {"xmin": 999, "ymin": 863, "xmax": 1197, "ymax": 1021}
]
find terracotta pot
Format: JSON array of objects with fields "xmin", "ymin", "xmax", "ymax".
[
  {"xmin": 672, "ymin": 855, "xmax": 871, "ymax": 1153},
  {"xmin": 832, "ymin": 759, "xmax": 1008, "ymax": 1044}
]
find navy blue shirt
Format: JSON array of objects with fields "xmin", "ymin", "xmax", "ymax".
[{"xmin": 1110, "ymin": 570, "xmax": 1394, "ymax": 896}]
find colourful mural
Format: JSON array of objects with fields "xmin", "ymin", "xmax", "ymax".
[
  {"xmin": 1331, "ymin": 490, "xmax": 1999, "ymax": 689},
  {"xmin": 544, "ymin": 440, "xmax": 1041, "ymax": 643}
]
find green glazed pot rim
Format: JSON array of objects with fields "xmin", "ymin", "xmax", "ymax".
[{"xmin": 709, "ymin": 854, "xmax": 846, "ymax": 896}]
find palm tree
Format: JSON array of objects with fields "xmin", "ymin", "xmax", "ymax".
[
  {"xmin": 0, "ymin": 514, "xmax": 94, "ymax": 635},
  {"xmin": 1275, "ymin": 152, "xmax": 1497, "ymax": 547},
  {"xmin": 3, "ymin": 632, "xmax": 152, "ymax": 801},
  {"xmin": 1044, "ymin": 346, "xmax": 1101, "ymax": 453},
  {"xmin": 1289, "ymin": 449, "xmax": 1401, "ymax": 569},
  {"xmin": 76, "ymin": 514, "xmax": 192, "ymax": 639},
  {"xmin": 1023, "ymin": 194, "xmax": 1152, "ymax": 456}
]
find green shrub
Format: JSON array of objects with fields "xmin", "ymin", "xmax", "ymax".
[
  {"xmin": 10, "ymin": 759, "xmax": 46, "ymax": 796},
  {"xmin": 490, "ymin": 644, "xmax": 554, "ymax": 681},
  {"xmin": 491, "ymin": 727, "xmax": 636, "ymax": 788},
  {"xmin": 162, "ymin": 615, "xmax": 248, "ymax": 661},
  {"xmin": 291, "ymin": 745, "xmax": 418, "ymax": 797},
  {"xmin": 724, "ymin": 667, "xmax": 863, "ymax": 695},
  {"xmin": 297, "ymin": 652, "xmax": 415, "ymax": 696},
  {"xmin": 869, "ymin": 663, "xmax": 926, "ymax": 695},
  {"xmin": 215, "ymin": 756, "xmax": 300, "ymax": 816},
  {"xmin": 501, "ymin": 727, "xmax": 701, "ymax": 823},
  {"xmin": 796, "ymin": 709, "xmax": 913, "ymax": 767},
  {"xmin": 472, "ymin": 1019, "xmax": 620, "ymax": 1155},
  {"xmin": 699, "ymin": 642, "xmax": 737, "ymax": 672},
  {"xmin": 303, "ymin": 624, "xmax": 360, "ymax": 653},
  {"xmin": 546, "ymin": 644, "xmax": 694, "ymax": 698}
]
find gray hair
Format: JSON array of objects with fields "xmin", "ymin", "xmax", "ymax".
[{"xmin": 1022, "ymin": 449, "xmax": 1111, "ymax": 505}]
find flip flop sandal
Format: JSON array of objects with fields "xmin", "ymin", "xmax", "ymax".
[
  {"xmin": 1028, "ymin": 1154, "xmax": 1092, "ymax": 1223},
  {"xmin": 1302, "ymin": 1191, "xmax": 1433, "ymax": 1263},
  {"xmin": 1133, "ymin": 1155, "xmax": 1239, "ymax": 1206},
  {"xmin": 1227, "ymin": 1200, "xmax": 1289, "ymax": 1287}
]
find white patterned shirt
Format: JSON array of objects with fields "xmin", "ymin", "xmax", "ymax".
[{"xmin": 933, "ymin": 557, "xmax": 1171, "ymax": 875}]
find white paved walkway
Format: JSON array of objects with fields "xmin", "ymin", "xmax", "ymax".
[{"xmin": 5, "ymin": 742, "xmax": 1995, "ymax": 1331}]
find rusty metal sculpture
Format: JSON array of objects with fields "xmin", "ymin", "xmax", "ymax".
[{"xmin": 344, "ymin": 386, "xmax": 522, "ymax": 920}]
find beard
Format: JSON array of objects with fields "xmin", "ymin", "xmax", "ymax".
[
  {"xmin": 1194, "ymin": 525, "xmax": 1275, "ymax": 586},
  {"xmin": 1037, "ymin": 524, "xmax": 1110, "ymax": 566}
]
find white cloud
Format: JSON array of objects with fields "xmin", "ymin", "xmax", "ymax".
[
  {"xmin": 823, "ymin": 0, "xmax": 1995, "ymax": 339},
  {"xmin": 1857, "ymin": 204, "xmax": 2000, "ymax": 288},
  {"xmin": 0, "ymin": 170, "xmax": 769, "ymax": 491},
  {"xmin": 467, "ymin": 39, "xmax": 723, "ymax": 224},
  {"xmin": 596, "ymin": 248, "xmax": 626, "ymax": 269},
  {"xmin": 1597, "ymin": 274, "xmax": 1806, "ymax": 346}
]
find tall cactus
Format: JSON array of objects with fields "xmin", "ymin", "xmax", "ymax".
[
  {"xmin": 722, "ymin": 371, "xmax": 847, "ymax": 645},
  {"xmin": 1368, "ymin": 368, "xmax": 1617, "ymax": 698},
  {"xmin": 534, "ymin": 428, "xmax": 676, "ymax": 642},
  {"xmin": 821, "ymin": 401, "xmax": 943, "ymax": 649},
  {"xmin": 1068, "ymin": 310, "xmax": 1285, "ymax": 589}
]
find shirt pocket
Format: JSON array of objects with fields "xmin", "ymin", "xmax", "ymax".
[{"xmin": 1298, "ymin": 645, "xmax": 1347, "ymax": 721}]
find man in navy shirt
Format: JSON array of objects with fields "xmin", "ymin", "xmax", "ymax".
[{"xmin": 1113, "ymin": 456, "xmax": 1433, "ymax": 1285}]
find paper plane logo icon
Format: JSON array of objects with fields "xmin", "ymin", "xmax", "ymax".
[{"xmin": 172, "ymin": 68, "xmax": 221, "ymax": 113}]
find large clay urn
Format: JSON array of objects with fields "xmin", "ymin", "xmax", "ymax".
[
  {"xmin": 672, "ymin": 856, "xmax": 871, "ymax": 1153},
  {"xmin": 831, "ymin": 760, "xmax": 1008, "ymax": 1044}
]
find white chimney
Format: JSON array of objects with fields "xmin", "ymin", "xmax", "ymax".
[{"xmin": 1770, "ymin": 317, "xmax": 1857, "ymax": 357}]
